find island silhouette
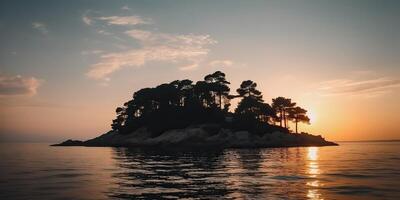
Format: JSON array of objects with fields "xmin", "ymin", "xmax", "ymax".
[{"xmin": 54, "ymin": 71, "xmax": 337, "ymax": 148}]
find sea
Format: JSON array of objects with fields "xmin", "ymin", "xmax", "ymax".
[{"xmin": 0, "ymin": 141, "xmax": 399, "ymax": 199}]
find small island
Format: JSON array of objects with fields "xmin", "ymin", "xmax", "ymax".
[{"xmin": 54, "ymin": 71, "xmax": 337, "ymax": 148}]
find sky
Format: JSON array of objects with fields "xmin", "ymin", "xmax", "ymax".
[{"xmin": 0, "ymin": 0, "xmax": 399, "ymax": 142}]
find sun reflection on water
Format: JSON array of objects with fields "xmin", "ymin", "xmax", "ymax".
[
  {"xmin": 307, "ymin": 147, "xmax": 318, "ymax": 161},
  {"xmin": 306, "ymin": 147, "xmax": 323, "ymax": 200}
]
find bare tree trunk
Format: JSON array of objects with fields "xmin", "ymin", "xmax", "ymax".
[
  {"xmin": 279, "ymin": 109, "xmax": 283, "ymax": 127},
  {"xmin": 295, "ymin": 118, "xmax": 298, "ymax": 134}
]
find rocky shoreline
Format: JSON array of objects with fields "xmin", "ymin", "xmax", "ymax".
[{"xmin": 52, "ymin": 124, "xmax": 337, "ymax": 148}]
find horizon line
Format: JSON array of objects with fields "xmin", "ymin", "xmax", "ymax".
[{"xmin": 1, "ymin": 139, "xmax": 400, "ymax": 144}]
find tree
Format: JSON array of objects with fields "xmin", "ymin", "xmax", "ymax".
[
  {"xmin": 204, "ymin": 71, "xmax": 231, "ymax": 109},
  {"xmin": 272, "ymin": 97, "xmax": 296, "ymax": 128},
  {"xmin": 235, "ymin": 97, "xmax": 275, "ymax": 121},
  {"xmin": 110, "ymin": 71, "xmax": 311, "ymax": 136},
  {"xmin": 288, "ymin": 106, "xmax": 310, "ymax": 133},
  {"xmin": 194, "ymin": 81, "xmax": 213, "ymax": 107},
  {"xmin": 170, "ymin": 79, "xmax": 193, "ymax": 106},
  {"xmin": 236, "ymin": 80, "xmax": 263, "ymax": 101},
  {"xmin": 153, "ymin": 83, "xmax": 179, "ymax": 108},
  {"xmin": 111, "ymin": 107, "xmax": 126, "ymax": 132},
  {"xmin": 234, "ymin": 80, "xmax": 275, "ymax": 125},
  {"xmin": 131, "ymin": 87, "xmax": 156, "ymax": 115}
]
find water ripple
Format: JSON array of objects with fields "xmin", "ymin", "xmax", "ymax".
[{"xmin": 1, "ymin": 142, "xmax": 400, "ymax": 199}]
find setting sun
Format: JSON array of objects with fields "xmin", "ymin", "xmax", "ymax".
[{"xmin": 308, "ymin": 110, "xmax": 317, "ymax": 124}]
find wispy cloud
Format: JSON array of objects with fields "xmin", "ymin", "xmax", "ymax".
[
  {"xmin": 97, "ymin": 16, "xmax": 151, "ymax": 26},
  {"xmin": 86, "ymin": 32, "xmax": 216, "ymax": 79},
  {"xmin": 85, "ymin": 15, "xmax": 217, "ymax": 80},
  {"xmin": 121, "ymin": 5, "xmax": 131, "ymax": 11},
  {"xmin": 32, "ymin": 22, "xmax": 48, "ymax": 34},
  {"xmin": 125, "ymin": 29, "xmax": 215, "ymax": 46},
  {"xmin": 82, "ymin": 10, "xmax": 95, "ymax": 25},
  {"xmin": 0, "ymin": 74, "xmax": 42, "ymax": 96},
  {"xmin": 208, "ymin": 60, "xmax": 234, "ymax": 68},
  {"xmin": 81, "ymin": 50, "xmax": 104, "ymax": 55},
  {"xmin": 318, "ymin": 77, "xmax": 400, "ymax": 97},
  {"xmin": 84, "ymin": 11, "xmax": 148, "ymax": 26},
  {"xmin": 96, "ymin": 29, "xmax": 112, "ymax": 35},
  {"xmin": 82, "ymin": 15, "xmax": 92, "ymax": 25}
]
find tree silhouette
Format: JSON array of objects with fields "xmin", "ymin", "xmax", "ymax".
[
  {"xmin": 288, "ymin": 106, "xmax": 310, "ymax": 133},
  {"xmin": 204, "ymin": 71, "xmax": 231, "ymax": 110},
  {"xmin": 272, "ymin": 97, "xmax": 296, "ymax": 128},
  {"xmin": 110, "ymin": 71, "xmax": 310, "ymax": 136},
  {"xmin": 111, "ymin": 71, "xmax": 232, "ymax": 134},
  {"xmin": 234, "ymin": 80, "xmax": 275, "ymax": 129},
  {"xmin": 111, "ymin": 107, "xmax": 125, "ymax": 131},
  {"xmin": 236, "ymin": 80, "xmax": 263, "ymax": 100},
  {"xmin": 235, "ymin": 97, "xmax": 274, "ymax": 122},
  {"xmin": 194, "ymin": 80, "xmax": 213, "ymax": 107},
  {"xmin": 170, "ymin": 79, "xmax": 193, "ymax": 106}
]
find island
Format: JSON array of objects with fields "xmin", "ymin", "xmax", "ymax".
[{"xmin": 53, "ymin": 71, "xmax": 337, "ymax": 148}]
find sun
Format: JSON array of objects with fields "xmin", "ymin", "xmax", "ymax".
[{"xmin": 308, "ymin": 110, "xmax": 317, "ymax": 124}]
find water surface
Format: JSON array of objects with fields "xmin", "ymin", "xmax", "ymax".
[{"xmin": 1, "ymin": 142, "xmax": 399, "ymax": 199}]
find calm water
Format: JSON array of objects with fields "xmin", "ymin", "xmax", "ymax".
[{"xmin": 0, "ymin": 142, "xmax": 399, "ymax": 200}]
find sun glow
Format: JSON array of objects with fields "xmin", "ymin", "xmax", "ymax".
[{"xmin": 308, "ymin": 110, "xmax": 317, "ymax": 124}]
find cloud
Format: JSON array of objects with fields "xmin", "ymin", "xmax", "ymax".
[
  {"xmin": 318, "ymin": 77, "xmax": 400, "ymax": 97},
  {"xmin": 32, "ymin": 22, "xmax": 48, "ymax": 34},
  {"xmin": 97, "ymin": 29, "xmax": 112, "ymax": 35},
  {"xmin": 87, "ymin": 29, "xmax": 216, "ymax": 80},
  {"xmin": 97, "ymin": 16, "xmax": 151, "ymax": 26},
  {"xmin": 83, "ymin": 13, "xmax": 220, "ymax": 80},
  {"xmin": 82, "ymin": 13, "xmax": 150, "ymax": 27},
  {"xmin": 0, "ymin": 74, "xmax": 42, "ymax": 96},
  {"xmin": 125, "ymin": 29, "xmax": 215, "ymax": 46},
  {"xmin": 82, "ymin": 15, "xmax": 92, "ymax": 25},
  {"xmin": 121, "ymin": 5, "xmax": 131, "ymax": 11},
  {"xmin": 208, "ymin": 60, "xmax": 234, "ymax": 68},
  {"xmin": 82, "ymin": 10, "xmax": 96, "ymax": 25},
  {"xmin": 81, "ymin": 50, "xmax": 104, "ymax": 55}
]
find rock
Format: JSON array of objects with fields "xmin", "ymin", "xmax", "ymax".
[{"xmin": 52, "ymin": 125, "xmax": 338, "ymax": 148}]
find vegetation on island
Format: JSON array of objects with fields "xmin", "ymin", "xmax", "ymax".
[{"xmin": 111, "ymin": 71, "xmax": 310, "ymax": 137}]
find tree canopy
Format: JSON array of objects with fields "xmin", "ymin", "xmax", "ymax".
[
  {"xmin": 288, "ymin": 106, "xmax": 310, "ymax": 133},
  {"xmin": 236, "ymin": 80, "xmax": 263, "ymax": 101},
  {"xmin": 111, "ymin": 71, "xmax": 310, "ymax": 136},
  {"xmin": 272, "ymin": 97, "xmax": 296, "ymax": 128}
]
